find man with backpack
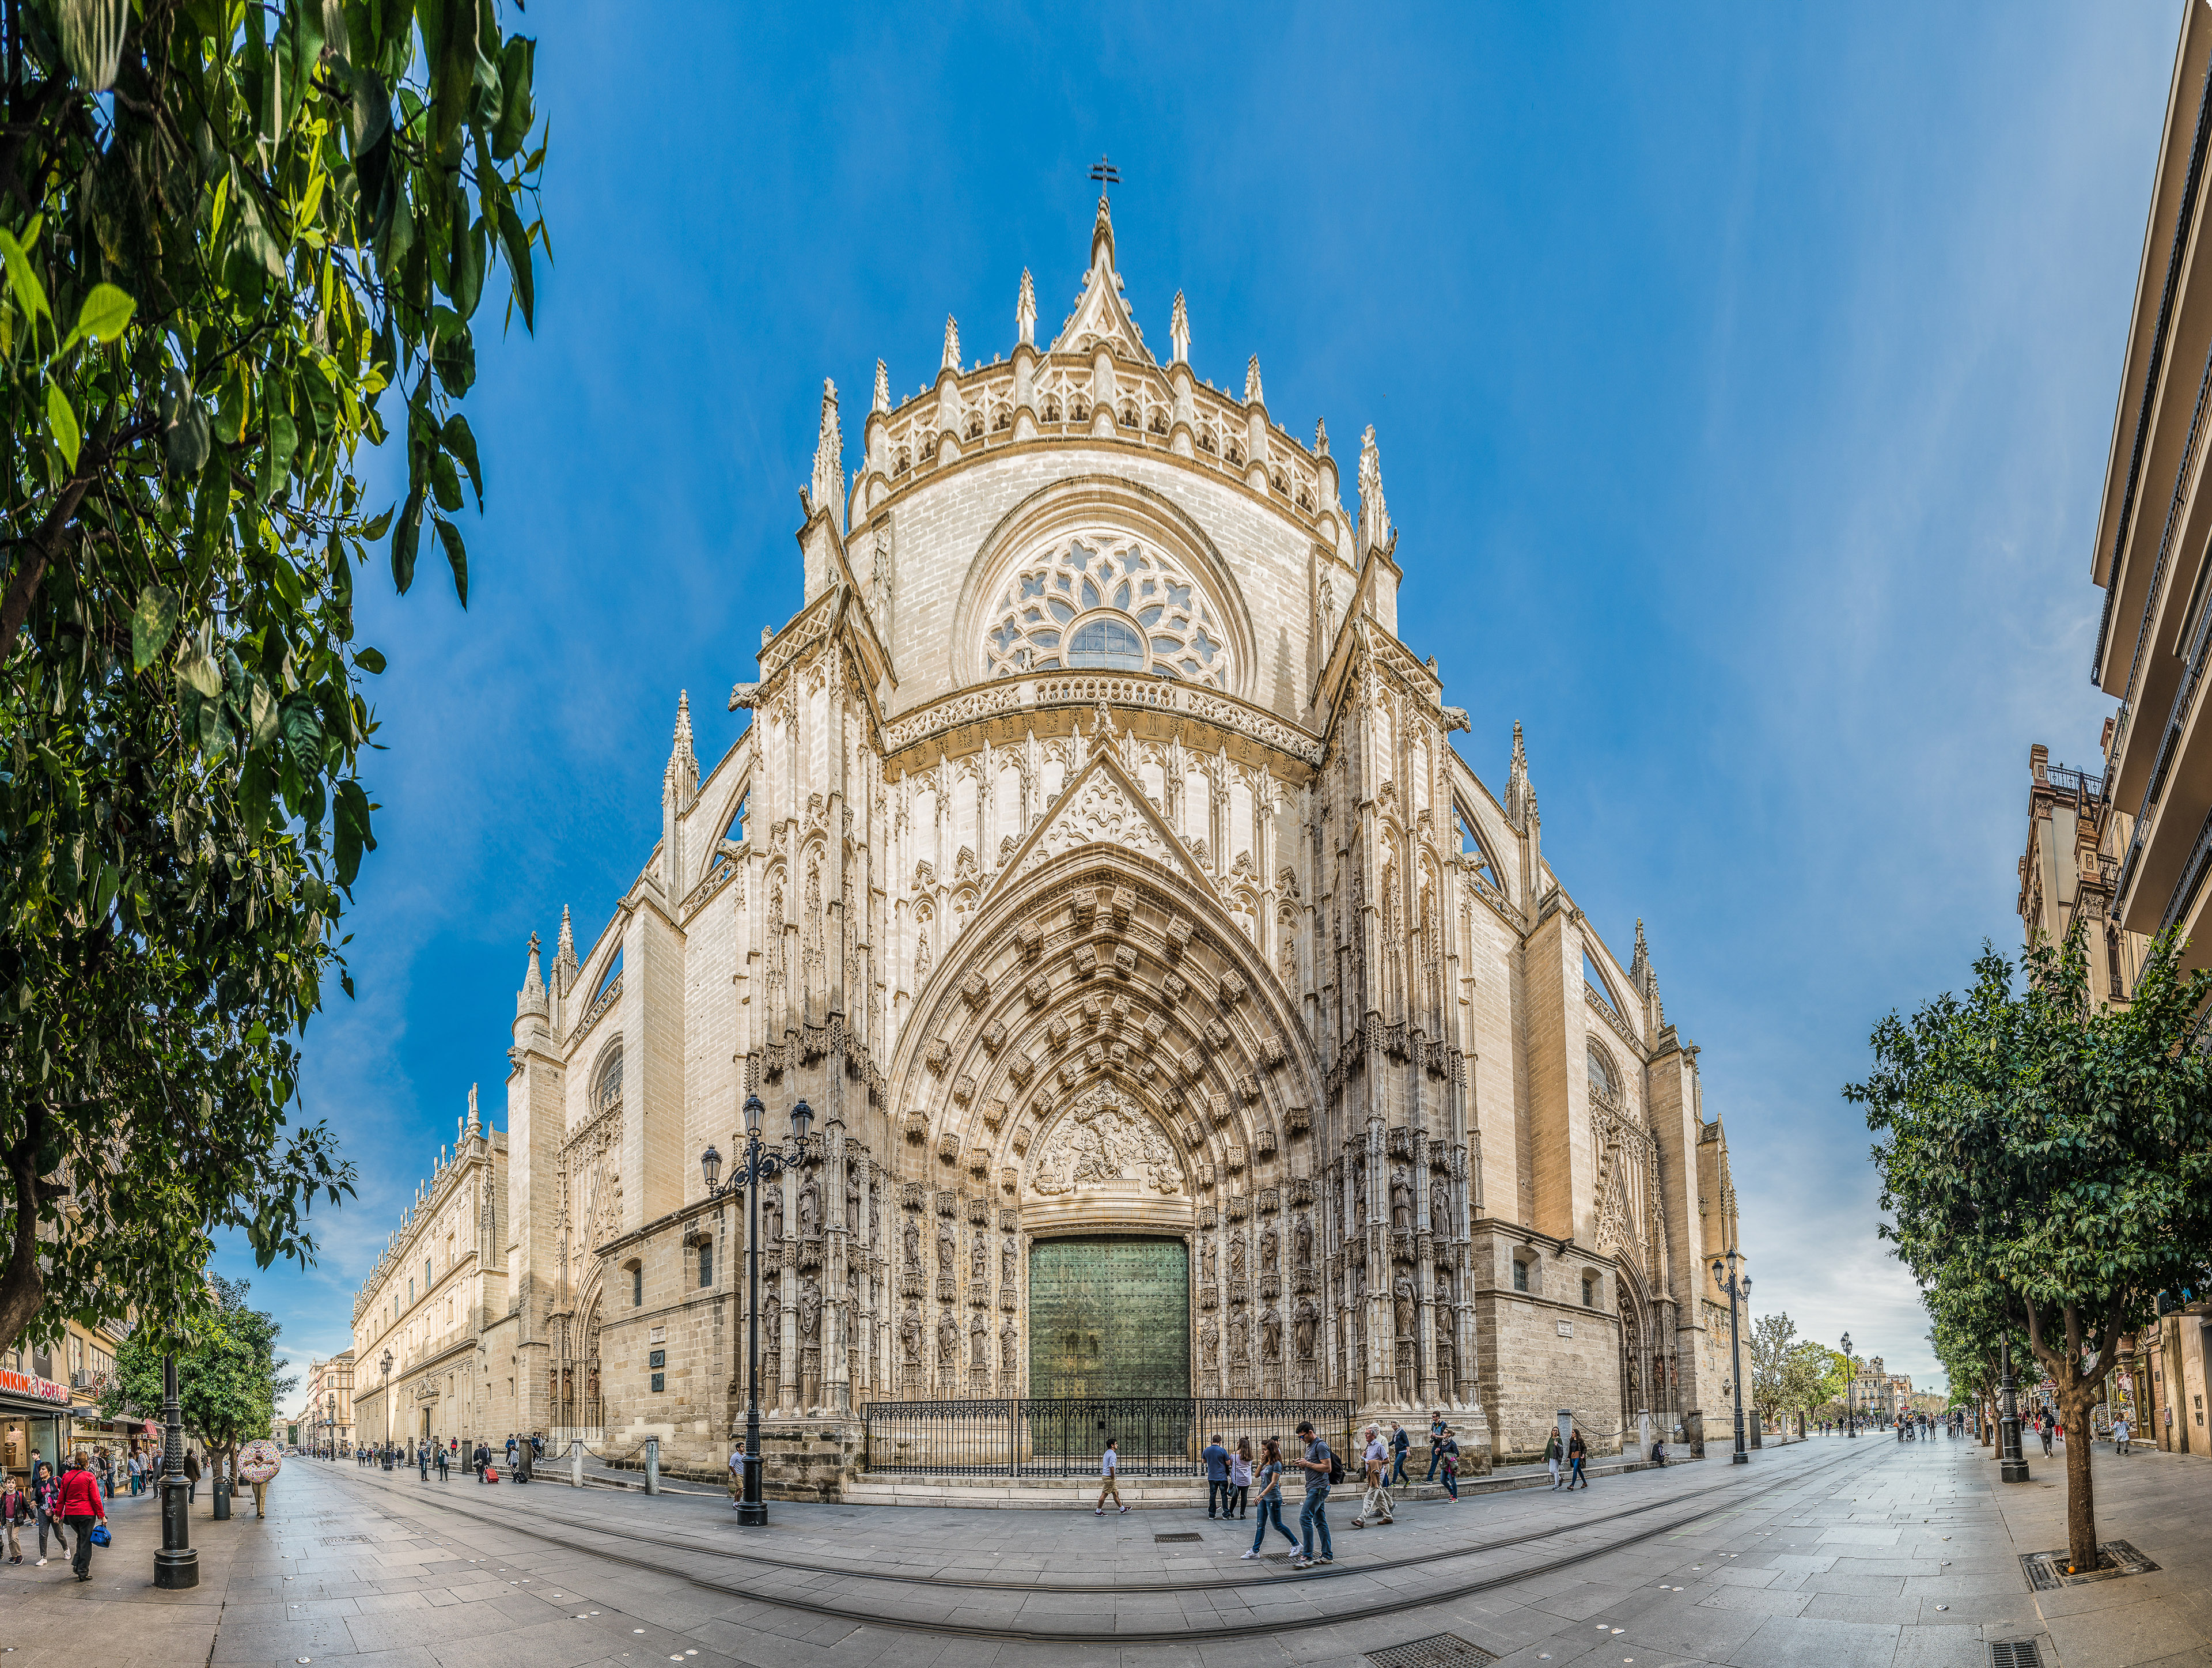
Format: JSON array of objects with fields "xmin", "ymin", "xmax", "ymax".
[{"xmin": 1290, "ymin": 1420, "xmax": 1336, "ymax": 1568}]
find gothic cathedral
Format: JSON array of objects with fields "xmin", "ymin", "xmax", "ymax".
[{"xmin": 351, "ymin": 200, "xmax": 1748, "ymax": 1491}]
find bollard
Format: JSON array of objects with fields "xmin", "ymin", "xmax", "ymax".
[
  {"xmin": 569, "ymin": 1439, "xmax": 584, "ymax": 1488},
  {"xmin": 643, "ymin": 1437, "xmax": 659, "ymax": 1495}
]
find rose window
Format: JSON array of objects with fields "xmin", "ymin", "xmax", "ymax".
[{"xmin": 982, "ymin": 536, "xmax": 1230, "ymax": 690}]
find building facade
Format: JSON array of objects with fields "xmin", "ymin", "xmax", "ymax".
[
  {"xmin": 2016, "ymin": 741, "xmax": 2147, "ymax": 1001},
  {"xmin": 354, "ymin": 202, "xmax": 1751, "ymax": 1489},
  {"xmin": 2075, "ymin": 0, "xmax": 2212, "ymax": 1456},
  {"xmin": 302, "ymin": 1351, "xmax": 356, "ymax": 1456}
]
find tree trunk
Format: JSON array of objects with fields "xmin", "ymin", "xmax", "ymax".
[{"xmin": 2061, "ymin": 1388, "xmax": 2098, "ymax": 1570}]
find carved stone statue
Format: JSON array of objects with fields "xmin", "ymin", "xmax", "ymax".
[
  {"xmin": 798, "ymin": 1176, "xmax": 819, "ymax": 1239},
  {"xmin": 846, "ymin": 1177, "xmax": 861, "ymax": 1230},
  {"xmin": 1294, "ymin": 1215, "xmax": 1313, "ymax": 1274},
  {"xmin": 899, "ymin": 1300, "xmax": 922, "ymax": 1365},
  {"xmin": 937, "ymin": 1220, "xmax": 955, "ymax": 1269},
  {"xmin": 1434, "ymin": 1331, "xmax": 1455, "ymax": 1397},
  {"xmin": 1431, "ymin": 1180, "xmax": 1450, "ymax": 1235},
  {"xmin": 1391, "ymin": 1169, "xmax": 1414, "ymax": 1233},
  {"xmin": 969, "ymin": 1311, "xmax": 988, "ymax": 1367},
  {"xmin": 1261, "ymin": 1308, "xmax": 1281, "ymax": 1363},
  {"xmin": 800, "ymin": 1275, "xmax": 821, "ymax": 1341},
  {"xmin": 1229, "ymin": 1312, "xmax": 1248, "ymax": 1365},
  {"xmin": 1200, "ymin": 1316, "xmax": 1219, "ymax": 1364},
  {"xmin": 1260, "ymin": 1224, "xmax": 1278, "ymax": 1272},
  {"xmin": 1000, "ymin": 1319, "xmax": 1018, "ymax": 1379},
  {"xmin": 762, "ymin": 1186, "xmax": 783, "ymax": 1247},
  {"xmin": 1393, "ymin": 1274, "xmax": 1415, "ymax": 1339},
  {"xmin": 1001, "ymin": 1237, "xmax": 1017, "ymax": 1288},
  {"xmin": 1200, "ymin": 1236, "xmax": 1217, "ymax": 1284},
  {"xmin": 1293, "ymin": 1297, "xmax": 1319, "ymax": 1360},
  {"xmin": 762, "ymin": 1292, "xmax": 783, "ymax": 1374},
  {"xmin": 1229, "ymin": 1232, "xmax": 1246, "ymax": 1283},
  {"xmin": 903, "ymin": 1218, "xmax": 921, "ymax": 1271},
  {"xmin": 971, "ymin": 1232, "xmax": 990, "ymax": 1285},
  {"xmin": 937, "ymin": 1311, "xmax": 959, "ymax": 1368}
]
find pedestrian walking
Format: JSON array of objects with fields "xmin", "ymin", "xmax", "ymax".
[
  {"xmin": 505, "ymin": 1434, "xmax": 518, "ymax": 1473},
  {"xmin": 1240, "ymin": 1438, "xmax": 1302, "ymax": 1559},
  {"xmin": 728, "ymin": 1441, "xmax": 746, "ymax": 1508},
  {"xmin": 419, "ymin": 1443, "xmax": 430, "ymax": 1481},
  {"xmin": 1543, "ymin": 1429, "xmax": 1563, "ymax": 1489},
  {"xmin": 1351, "ymin": 1424, "xmax": 1393, "ymax": 1527},
  {"xmin": 30, "ymin": 1458, "xmax": 63, "ymax": 1565},
  {"xmin": 1203, "ymin": 1432, "xmax": 1231, "ymax": 1518},
  {"xmin": 1388, "ymin": 1421, "xmax": 1410, "ymax": 1489},
  {"xmin": 1439, "ymin": 1428, "xmax": 1461, "ymax": 1501},
  {"xmin": 56, "ymin": 1455, "xmax": 105, "ymax": 1582},
  {"xmin": 1566, "ymin": 1427, "xmax": 1588, "ymax": 1489},
  {"xmin": 473, "ymin": 1441, "xmax": 491, "ymax": 1482},
  {"xmin": 1229, "ymin": 1438, "xmax": 1253, "ymax": 1518},
  {"xmin": 183, "ymin": 1448, "xmax": 200, "ymax": 1506},
  {"xmin": 1, "ymin": 1474, "xmax": 29, "ymax": 1563},
  {"xmin": 1425, "ymin": 1413, "xmax": 1448, "ymax": 1481},
  {"xmin": 1094, "ymin": 1436, "xmax": 1128, "ymax": 1515},
  {"xmin": 436, "ymin": 1443, "xmax": 450, "ymax": 1482},
  {"xmin": 2039, "ymin": 1415, "xmax": 2053, "ymax": 1458},
  {"xmin": 2114, "ymin": 1413, "xmax": 2132, "ymax": 1456},
  {"xmin": 1289, "ymin": 1419, "xmax": 1335, "ymax": 1569}
]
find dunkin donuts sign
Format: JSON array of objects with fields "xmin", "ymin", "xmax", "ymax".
[{"xmin": 0, "ymin": 1367, "xmax": 70, "ymax": 1405}]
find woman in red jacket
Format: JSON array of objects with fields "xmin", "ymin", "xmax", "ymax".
[{"xmin": 55, "ymin": 1456, "xmax": 105, "ymax": 1582}]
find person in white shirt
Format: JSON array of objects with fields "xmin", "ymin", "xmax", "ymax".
[
  {"xmin": 1095, "ymin": 1437, "xmax": 1127, "ymax": 1514},
  {"xmin": 1351, "ymin": 1425, "xmax": 1393, "ymax": 1527},
  {"xmin": 2113, "ymin": 1414, "xmax": 2131, "ymax": 1456},
  {"xmin": 728, "ymin": 1443, "xmax": 747, "ymax": 1508}
]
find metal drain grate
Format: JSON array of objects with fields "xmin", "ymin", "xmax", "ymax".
[
  {"xmin": 317, "ymin": 1534, "xmax": 373, "ymax": 1545},
  {"xmin": 1366, "ymin": 1634, "xmax": 1499, "ymax": 1668},
  {"xmin": 1154, "ymin": 1532, "xmax": 1203, "ymax": 1544},
  {"xmin": 1988, "ymin": 1643, "xmax": 2041, "ymax": 1668}
]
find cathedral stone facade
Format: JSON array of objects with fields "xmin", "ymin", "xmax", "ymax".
[{"xmin": 351, "ymin": 201, "xmax": 1748, "ymax": 1490}]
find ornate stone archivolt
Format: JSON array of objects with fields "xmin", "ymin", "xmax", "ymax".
[{"xmin": 1029, "ymin": 1085, "xmax": 1185, "ymax": 1198}]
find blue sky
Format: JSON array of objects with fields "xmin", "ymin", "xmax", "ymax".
[{"xmin": 232, "ymin": 1, "xmax": 2180, "ymax": 1410}]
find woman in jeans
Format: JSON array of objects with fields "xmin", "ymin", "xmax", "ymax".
[
  {"xmin": 1240, "ymin": 1438, "xmax": 1302, "ymax": 1559},
  {"xmin": 1438, "ymin": 1428, "xmax": 1461, "ymax": 1500},
  {"xmin": 1228, "ymin": 1438, "xmax": 1253, "ymax": 1519}
]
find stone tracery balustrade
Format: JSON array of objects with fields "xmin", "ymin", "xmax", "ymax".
[
  {"xmin": 880, "ymin": 673, "xmax": 1322, "ymax": 767},
  {"xmin": 870, "ymin": 358, "xmax": 1328, "ymax": 531}
]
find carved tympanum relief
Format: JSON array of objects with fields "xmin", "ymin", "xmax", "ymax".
[{"xmin": 1029, "ymin": 1085, "xmax": 1185, "ymax": 1199}]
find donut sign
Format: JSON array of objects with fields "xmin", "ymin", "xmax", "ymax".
[{"xmin": 238, "ymin": 1439, "xmax": 283, "ymax": 1485}]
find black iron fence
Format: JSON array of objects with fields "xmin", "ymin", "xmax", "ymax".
[{"xmin": 861, "ymin": 1397, "xmax": 1357, "ymax": 1478}]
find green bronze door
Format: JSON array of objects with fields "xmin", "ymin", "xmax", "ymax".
[{"xmin": 1028, "ymin": 1236, "xmax": 1190, "ymax": 1398}]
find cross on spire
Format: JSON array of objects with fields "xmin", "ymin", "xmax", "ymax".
[{"xmin": 1089, "ymin": 154, "xmax": 1120, "ymax": 192}]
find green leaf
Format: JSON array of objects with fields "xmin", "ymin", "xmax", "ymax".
[
  {"xmin": 442, "ymin": 414, "xmax": 483, "ymax": 508},
  {"xmin": 46, "ymin": 383, "xmax": 81, "ymax": 470},
  {"xmin": 279, "ymin": 693, "xmax": 324, "ymax": 761},
  {"xmin": 179, "ymin": 650, "xmax": 223, "ymax": 699},
  {"xmin": 390, "ymin": 485, "xmax": 425, "ymax": 593},
  {"xmin": 248, "ymin": 676, "xmax": 279, "ymax": 751},
  {"xmin": 433, "ymin": 515, "xmax": 468, "ymax": 608},
  {"xmin": 58, "ymin": 0, "xmax": 128, "ymax": 92},
  {"xmin": 497, "ymin": 199, "xmax": 535, "ymax": 334},
  {"xmin": 334, "ymin": 778, "xmax": 376, "ymax": 887},
  {"xmin": 493, "ymin": 35, "xmax": 536, "ymax": 160},
  {"xmin": 451, "ymin": 213, "xmax": 485, "ymax": 322},
  {"xmin": 0, "ymin": 226, "xmax": 49, "ymax": 330},
  {"xmin": 62, "ymin": 282, "xmax": 135, "ymax": 351},
  {"xmin": 362, "ymin": 506, "xmax": 395, "ymax": 542},
  {"xmin": 240, "ymin": 752, "xmax": 274, "ymax": 846},
  {"xmin": 131, "ymin": 584, "xmax": 181, "ymax": 672},
  {"xmin": 164, "ymin": 392, "xmax": 211, "ymax": 476},
  {"xmin": 354, "ymin": 646, "xmax": 387, "ymax": 675},
  {"xmin": 430, "ymin": 449, "xmax": 462, "ymax": 512}
]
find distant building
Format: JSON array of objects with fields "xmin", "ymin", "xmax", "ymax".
[
  {"xmin": 2016, "ymin": 743, "xmax": 2146, "ymax": 1005},
  {"xmin": 302, "ymin": 1351, "xmax": 356, "ymax": 1455}
]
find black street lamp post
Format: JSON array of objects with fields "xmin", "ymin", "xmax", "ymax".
[
  {"xmin": 1842, "ymin": 1330, "xmax": 1857, "ymax": 1438},
  {"xmin": 700, "ymin": 1092, "xmax": 813, "ymax": 1527},
  {"xmin": 380, "ymin": 1348, "xmax": 393, "ymax": 1469},
  {"xmin": 1710, "ymin": 1249, "xmax": 1752, "ymax": 1465},
  {"xmin": 153, "ymin": 1353, "xmax": 197, "ymax": 1588},
  {"xmin": 1998, "ymin": 1338, "xmax": 2029, "ymax": 1483}
]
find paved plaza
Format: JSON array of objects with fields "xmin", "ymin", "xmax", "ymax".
[{"xmin": 2, "ymin": 1436, "xmax": 2209, "ymax": 1667}]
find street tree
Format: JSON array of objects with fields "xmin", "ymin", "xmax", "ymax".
[
  {"xmin": 1850, "ymin": 930, "xmax": 2212, "ymax": 1569},
  {"xmin": 103, "ymin": 1274, "xmax": 293, "ymax": 1485},
  {"xmin": 0, "ymin": 0, "xmax": 548, "ymax": 1358},
  {"xmin": 1753, "ymin": 1313, "xmax": 1849, "ymax": 1429}
]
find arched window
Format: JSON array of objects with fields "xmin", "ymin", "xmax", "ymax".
[
  {"xmin": 1582, "ymin": 1273, "xmax": 1598, "ymax": 1308},
  {"xmin": 1512, "ymin": 1258, "xmax": 1529, "ymax": 1293},
  {"xmin": 1586, "ymin": 1043, "xmax": 1618, "ymax": 1104},
  {"xmin": 629, "ymin": 1263, "xmax": 642, "ymax": 1307},
  {"xmin": 981, "ymin": 534, "xmax": 1231, "ymax": 689},
  {"xmin": 592, "ymin": 1043, "xmax": 624, "ymax": 1116}
]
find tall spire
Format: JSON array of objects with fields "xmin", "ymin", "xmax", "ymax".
[
  {"xmin": 519, "ymin": 932, "xmax": 546, "ymax": 1017},
  {"xmin": 1358, "ymin": 424, "xmax": 1391, "ymax": 553},
  {"xmin": 941, "ymin": 314, "xmax": 961, "ymax": 374},
  {"xmin": 1017, "ymin": 268, "xmax": 1036, "ymax": 348},
  {"xmin": 1090, "ymin": 192, "xmax": 1115, "ymax": 273},
  {"xmin": 1170, "ymin": 291, "xmax": 1190, "ymax": 364},
  {"xmin": 467, "ymin": 1082, "xmax": 480, "ymax": 1136},
  {"xmin": 555, "ymin": 903, "xmax": 578, "ymax": 994},
  {"xmin": 1313, "ymin": 417, "xmax": 1329, "ymax": 457},
  {"xmin": 809, "ymin": 378, "xmax": 842, "ymax": 522},
  {"xmin": 1506, "ymin": 720, "xmax": 1537, "ymax": 829},
  {"xmin": 1245, "ymin": 355, "xmax": 1264, "ymax": 406},
  {"xmin": 664, "ymin": 690, "xmax": 699, "ymax": 805},
  {"xmin": 872, "ymin": 358, "xmax": 889, "ymax": 414}
]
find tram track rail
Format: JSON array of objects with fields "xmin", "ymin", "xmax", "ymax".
[{"xmin": 317, "ymin": 1441, "xmax": 1905, "ymax": 1644}]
